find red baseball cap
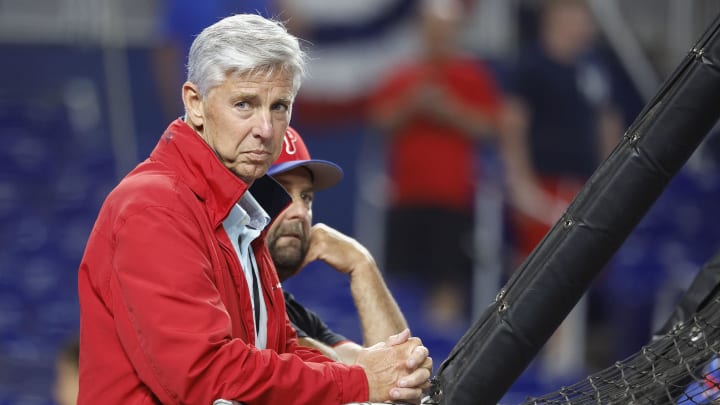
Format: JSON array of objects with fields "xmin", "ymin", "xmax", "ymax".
[{"xmin": 267, "ymin": 126, "xmax": 343, "ymax": 191}]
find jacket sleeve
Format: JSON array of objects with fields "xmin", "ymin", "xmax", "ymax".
[{"xmin": 110, "ymin": 205, "xmax": 369, "ymax": 405}]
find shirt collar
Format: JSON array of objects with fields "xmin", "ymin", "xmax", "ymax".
[
  {"xmin": 225, "ymin": 191, "xmax": 270, "ymax": 232},
  {"xmin": 239, "ymin": 191, "xmax": 270, "ymax": 231}
]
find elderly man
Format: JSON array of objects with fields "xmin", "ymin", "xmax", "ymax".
[
  {"xmin": 78, "ymin": 14, "xmax": 430, "ymax": 404},
  {"xmin": 266, "ymin": 127, "xmax": 409, "ymax": 365}
]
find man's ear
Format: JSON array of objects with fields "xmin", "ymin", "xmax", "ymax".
[{"xmin": 182, "ymin": 81, "xmax": 204, "ymax": 130}]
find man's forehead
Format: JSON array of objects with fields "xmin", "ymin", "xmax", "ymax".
[
  {"xmin": 228, "ymin": 68, "xmax": 293, "ymax": 86},
  {"xmin": 206, "ymin": 76, "xmax": 295, "ymax": 104}
]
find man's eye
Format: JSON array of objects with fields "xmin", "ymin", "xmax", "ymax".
[
  {"xmin": 235, "ymin": 101, "xmax": 249, "ymax": 109},
  {"xmin": 301, "ymin": 192, "xmax": 313, "ymax": 203},
  {"xmin": 272, "ymin": 103, "xmax": 289, "ymax": 112}
]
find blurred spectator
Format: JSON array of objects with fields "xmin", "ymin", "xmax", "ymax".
[
  {"xmin": 368, "ymin": 0, "xmax": 502, "ymax": 329},
  {"xmin": 501, "ymin": 0, "xmax": 623, "ymax": 258},
  {"xmin": 53, "ymin": 337, "xmax": 79, "ymax": 405},
  {"xmin": 499, "ymin": 0, "xmax": 624, "ymax": 381}
]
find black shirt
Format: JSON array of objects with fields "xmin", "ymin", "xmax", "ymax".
[
  {"xmin": 283, "ymin": 290, "xmax": 348, "ymax": 347},
  {"xmin": 508, "ymin": 45, "xmax": 615, "ymax": 178}
]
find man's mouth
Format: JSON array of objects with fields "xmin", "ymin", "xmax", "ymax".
[
  {"xmin": 249, "ymin": 149, "xmax": 270, "ymax": 155},
  {"xmin": 246, "ymin": 150, "xmax": 271, "ymax": 161}
]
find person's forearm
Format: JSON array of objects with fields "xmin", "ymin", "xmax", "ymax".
[
  {"xmin": 499, "ymin": 103, "xmax": 532, "ymax": 191},
  {"xmin": 497, "ymin": 98, "xmax": 559, "ymax": 225},
  {"xmin": 301, "ymin": 224, "xmax": 409, "ymax": 348},
  {"xmin": 349, "ymin": 261, "xmax": 408, "ymax": 346},
  {"xmin": 448, "ymin": 108, "xmax": 495, "ymax": 139},
  {"xmin": 297, "ymin": 337, "xmax": 365, "ymax": 366},
  {"xmin": 369, "ymin": 87, "xmax": 424, "ymax": 135},
  {"xmin": 370, "ymin": 103, "xmax": 417, "ymax": 135},
  {"xmin": 296, "ymin": 337, "xmax": 340, "ymax": 362},
  {"xmin": 598, "ymin": 106, "xmax": 624, "ymax": 162},
  {"xmin": 433, "ymin": 96, "xmax": 497, "ymax": 139}
]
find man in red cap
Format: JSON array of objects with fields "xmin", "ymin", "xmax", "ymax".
[{"xmin": 266, "ymin": 127, "xmax": 410, "ymax": 364}]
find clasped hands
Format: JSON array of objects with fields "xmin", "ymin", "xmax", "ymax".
[{"xmin": 355, "ymin": 328, "xmax": 432, "ymax": 404}]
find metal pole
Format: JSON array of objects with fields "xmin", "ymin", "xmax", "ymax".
[
  {"xmin": 588, "ymin": 0, "xmax": 662, "ymax": 102},
  {"xmin": 100, "ymin": 0, "xmax": 138, "ymax": 179}
]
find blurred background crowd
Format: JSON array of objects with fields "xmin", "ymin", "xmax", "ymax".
[{"xmin": 2, "ymin": 0, "xmax": 720, "ymax": 403}]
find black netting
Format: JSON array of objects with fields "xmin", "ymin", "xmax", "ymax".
[{"xmin": 520, "ymin": 296, "xmax": 720, "ymax": 405}]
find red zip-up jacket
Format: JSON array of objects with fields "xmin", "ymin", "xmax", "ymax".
[{"xmin": 77, "ymin": 119, "xmax": 369, "ymax": 404}]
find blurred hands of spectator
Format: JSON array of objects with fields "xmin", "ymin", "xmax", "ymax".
[{"xmin": 368, "ymin": 0, "xmax": 503, "ymax": 330}]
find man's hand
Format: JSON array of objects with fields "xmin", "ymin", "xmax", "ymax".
[
  {"xmin": 355, "ymin": 329, "xmax": 432, "ymax": 404},
  {"xmin": 416, "ymin": 84, "xmax": 456, "ymax": 121},
  {"xmin": 300, "ymin": 223, "xmax": 409, "ymax": 347},
  {"xmin": 299, "ymin": 223, "xmax": 374, "ymax": 275}
]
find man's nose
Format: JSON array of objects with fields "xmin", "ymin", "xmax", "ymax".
[
  {"xmin": 253, "ymin": 110, "xmax": 273, "ymax": 139},
  {"xmin": 284, "ymin": 200, "xmax": 310, "ymax": 219}
]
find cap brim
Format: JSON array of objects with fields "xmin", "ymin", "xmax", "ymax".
[{"xmin": 267, "ymin": 159, "xmax": 344, "ymax": 191}]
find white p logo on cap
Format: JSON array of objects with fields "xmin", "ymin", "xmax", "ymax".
[{"xmin": 284, "ymin": 130, "xmax": 298, "ymax": 155}]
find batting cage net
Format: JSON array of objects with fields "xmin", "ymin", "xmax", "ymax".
[
  {"xmin": 520, "ymin": 301, "xmax": 720, "ymax": 404},
  {"xmin": 520, "ymin": 250, "xmax": 720, "ymax": 405}
]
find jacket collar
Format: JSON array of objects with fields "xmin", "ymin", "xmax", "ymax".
[{"xmin": 150, "ymin": 119, "xmax": 291, "ymax": 226}]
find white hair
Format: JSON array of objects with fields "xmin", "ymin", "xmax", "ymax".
[{"xmin": 187, "ymin": 14, "xmax": 307, "ymax": 96}]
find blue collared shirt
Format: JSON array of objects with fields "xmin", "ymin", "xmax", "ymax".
[{"xmin": 222, "ymin": 191, "xmax": 270, "ymax": 349}]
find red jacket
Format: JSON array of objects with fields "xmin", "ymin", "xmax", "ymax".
[{"xmin": 78, "ymin": 119, "xmax": 369, "ymax": 404}]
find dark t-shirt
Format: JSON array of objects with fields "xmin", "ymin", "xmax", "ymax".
[
  {"xmin": 507, "ymin": 45, "xmax": 615, "ymax": 178},
  {"xmin": 283, "ymin": 290, "xmax": 349, "ymax": 347}
]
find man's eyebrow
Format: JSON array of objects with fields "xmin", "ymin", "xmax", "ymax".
[
  {"xmin": 232, "ymin": 93, "xmax": 293, "ymax": 105},
  {"xmin": 234, "ymin": 93, "xmax": 260, "ymax": 102},
  {"xmin": 274, "ymin": 96, "xmax": 293, "ymax": 105}
]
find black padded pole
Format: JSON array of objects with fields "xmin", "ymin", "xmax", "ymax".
[{"xmin": 434, "ymin": 13, "xmax": 720, "ymax": 405}]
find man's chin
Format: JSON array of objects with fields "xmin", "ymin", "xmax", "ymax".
[{"xmin": 269, "ymin": 238, "xmax": 308, "ymax": 277}]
